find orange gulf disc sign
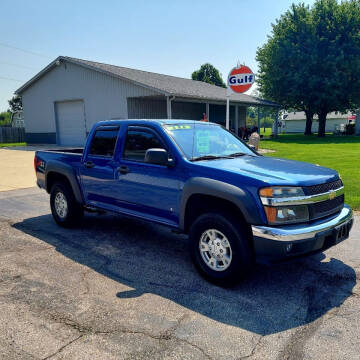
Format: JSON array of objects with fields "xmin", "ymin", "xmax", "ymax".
[{"xmin": 228, "ymin": 65, "xmax": 255, "ymax": 93}]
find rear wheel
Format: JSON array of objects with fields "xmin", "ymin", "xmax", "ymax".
[
  {"xmin": 50, "ymin": 182, "xmax": 83, "ymax": 227},
  {"xmin": 189, "ymin": 212, "xmax": 254, "ymax": 286}
]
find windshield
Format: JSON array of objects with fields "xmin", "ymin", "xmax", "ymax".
[{"xmin": 164, "ymin": 123, "xmax": 256, "ymax": 160}]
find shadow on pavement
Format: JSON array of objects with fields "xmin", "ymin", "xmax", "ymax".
[{"xmin": 13, "ymin": 212, "xmax": 356, "ymax": 335}]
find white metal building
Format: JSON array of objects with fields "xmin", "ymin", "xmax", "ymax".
[
  {"xmin": 281, "ymin": 111, "xmax": 355, "ymax": 133},
  {"xmin": 16, "ymin": 56, "xmax": 277, "ymax": 145}
]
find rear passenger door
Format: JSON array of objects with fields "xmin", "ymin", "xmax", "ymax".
[
  {"xmin": 80, "ymin": 125, "xmax": 120, "ymax": 208},
  {"xmin": 115, "ymin": 125, "xmax": 180, "ymax": 226}
]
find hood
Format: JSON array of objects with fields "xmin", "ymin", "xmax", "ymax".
[{"xmin": 194, "ymin": 155, "xmax": 339, "ymax": 186}]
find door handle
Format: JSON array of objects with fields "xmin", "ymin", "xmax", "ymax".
[
  {"xmin": 85, "ymin": 161, "xmax": 95, "ymax": 168},
  {"xmin": 117, "ymin": 165, "xmax": 130, "ymax": 174}
]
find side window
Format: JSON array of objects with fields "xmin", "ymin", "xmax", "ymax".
[
  {"xmin": 123, "ymin": 128, "xmax": 165, "ymax": 162},
  {"xmin": 89, "ymin": 127, "xmax": 119, "ymax": 157}
]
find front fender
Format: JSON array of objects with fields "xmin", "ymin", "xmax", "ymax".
[{"xmin": 179, "ymin": 177, "xmax": 263, "ymax": 231}]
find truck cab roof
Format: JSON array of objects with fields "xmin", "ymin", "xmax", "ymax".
[{"xmin": 96, "ymin": 119, "xmax": 220, "ymax": 127}]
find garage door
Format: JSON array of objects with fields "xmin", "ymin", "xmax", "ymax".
[{"xmin": 55, "ymin": 100, "xmax": 86, "ymax": 146}]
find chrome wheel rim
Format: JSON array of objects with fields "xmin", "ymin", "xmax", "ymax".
[
  {"xmin": 54, "ymin": 192, "xmax": 68, "ymax": 219},
  {"xmin": 199, "ymin": 229, "xmax": 232, "ymax": 272}
]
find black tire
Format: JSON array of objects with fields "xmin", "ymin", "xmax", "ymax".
[
  {"xmin": 189, "ymin": 212, "xmax": 254, "ymax": 286},
  {"xmin": 50, "ymin": 182, "xmax": 83, "ymax": 227}
]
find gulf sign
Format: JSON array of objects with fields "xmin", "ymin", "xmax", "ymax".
[{"xmin": 228, "ymin": 65, "xmax": 255, "ymax": 94}]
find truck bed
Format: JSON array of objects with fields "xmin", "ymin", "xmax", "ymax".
[{"xmin": 35, "ymin": 148, "xmax": 84, "ymax": 191}]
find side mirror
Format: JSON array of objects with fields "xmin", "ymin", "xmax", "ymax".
[{"xmin": 145, "ymin": 148, "xmax": 172, "ymax": 166}]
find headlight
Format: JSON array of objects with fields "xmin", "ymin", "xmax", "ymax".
[
  {"xmin": 260, "ymin": 187, "xmax": 309, "ymax": 225},
  {"xmin": 263, "ymin": 205, "xmax": 309, "ymax": 225}
]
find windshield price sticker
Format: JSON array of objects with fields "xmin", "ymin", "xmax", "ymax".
[
  {"xmin": 196, "ymin": 130, "xmax": 211, "ymax": 153},
  {"xmin": 166, "ymin": 125, "xmax": 192, "ymax": 131}
]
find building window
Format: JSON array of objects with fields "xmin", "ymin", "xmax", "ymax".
[{"xmin": 89, "ymin": 126, "xmax": 119, "ymax": 157}]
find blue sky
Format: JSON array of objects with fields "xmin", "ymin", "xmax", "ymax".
[{"xmin": 0, "ymin": 0, "xmax": 314, "ymax": 111}]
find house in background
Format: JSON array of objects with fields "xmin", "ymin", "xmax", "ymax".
[
  {"xmin": 280, "ymin": 111, "xmax": 355, "ymax": 133},
  {"xmin": 15, "ymin": 56, "xmax": 277, "ymax": 145},
  {"xmin": 11, "ymin": 111, "xmax": 24, "ymax": 128}
]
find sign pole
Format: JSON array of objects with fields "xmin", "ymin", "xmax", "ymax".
[
  {"xmin": 226, "ymin": 88, "xmax": 230, "ymax": 130},
  {"xmin": 227, "ymin": 64, "xmax": 255, "ymax": 131}
]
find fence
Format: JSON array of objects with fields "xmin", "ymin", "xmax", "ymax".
[{"xmin": 0, "ymin": 127, "xmax": 25, "ymax": 143}]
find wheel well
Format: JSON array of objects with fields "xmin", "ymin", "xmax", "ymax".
[
  {"xmin": 184, "ymin": 194, "xmax": 251, "ymax": 235},
  {"xmin": 46, "ymin": 172, "xmax": 72, "ymax": 194}
]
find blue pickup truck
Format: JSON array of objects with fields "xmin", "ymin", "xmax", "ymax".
[{"xmin": 35, "ymin": 119, "xmax": 353, "ymax": 285}]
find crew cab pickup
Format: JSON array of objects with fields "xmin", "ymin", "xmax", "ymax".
[{"xmin": 35, "ymin": 120, "xmax": 353, "ymax": 285}]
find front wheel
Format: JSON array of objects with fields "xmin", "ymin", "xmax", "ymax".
[
  {"xmin": 50, "ymin": 182, "xmax": 83, "ymax": 227},
  {"xmin": 189, "ymin": 212, "xmax": 254, "ymax": 286}
]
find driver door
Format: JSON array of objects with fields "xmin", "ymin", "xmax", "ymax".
[{"xmin": 114, "ymin": 125, "xmax": 181, "ymax": 226}]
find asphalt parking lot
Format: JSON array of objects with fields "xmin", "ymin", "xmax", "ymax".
[{"xmin": 0, "ymin": 187, "xmax": 359, "ymax": 360}]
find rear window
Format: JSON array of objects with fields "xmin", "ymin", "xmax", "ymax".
[{"xmin": 89, "ymin": 126, "xmax": 119, "ymax": 157}]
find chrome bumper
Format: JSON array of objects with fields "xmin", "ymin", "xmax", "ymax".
[{"xmin": 252, "ymin": 205, "xmax": 353, "ymax": 242}]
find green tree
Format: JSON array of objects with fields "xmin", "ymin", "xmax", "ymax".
[
  {"xmin": 192, "ymin": 63, "xmax": 226, "ymax": 88},
  {"xmin": 8, "ymin": 95, "xmax": 22, "ymax": 113},
  {"xmin": 0, "ymin": 111, "xmax": 11, "ymax": 126},
  {"xmin": 312, "ymin": 0, "xmax": 360, "ymax": 136},
  {"xmin": 256, "ymin": 0, "xmax": 360, "ymax": 137}
]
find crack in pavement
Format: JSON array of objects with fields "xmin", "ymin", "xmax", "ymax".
[
  {"xmin": 276, "ymin": 283, "xmax": 341, "ymax": 360},
  {"xmin": 80, "ymin": 269, "xmax": 92, "ymax": 296},
  {"xmin": 41, "ymin": 334, "xmax": 85, "ymax": 360},
  {"xmin": 45, "ymin": 312, "xmax": 214, "ymax": 359},
  {"xmin": 238, "ymin": 335, "xmax": 264, "ymax": 359}
]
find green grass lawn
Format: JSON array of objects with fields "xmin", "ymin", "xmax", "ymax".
[
  {"xmin": 261, "ymin": 134, "xmax": 360, "ymax": 210},
  {"xmin": 0, "ymin": 142, "xmax": 26, "ymax": 147},
  {"xmin": 260, "ymin": 128, "xmax": 272, "ymax": 137}
]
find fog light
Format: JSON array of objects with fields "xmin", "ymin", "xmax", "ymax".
[{"xmin": 286, "ymin": 244, "xmax": 293, "ymax": 253}]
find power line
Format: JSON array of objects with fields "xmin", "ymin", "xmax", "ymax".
[
  {"xmin": 0, "ymin": 61, "xmax": 38, "ymax": 70},
  {"xmin": 0, "ymin": 76, "xmax": 24, "ymax": 82},
  {"xmin": 0, "ymin": 42, "xmax": 52, "ymax": 59}
]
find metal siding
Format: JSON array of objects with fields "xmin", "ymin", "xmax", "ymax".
[
  {"xmin": 172, "ymin": 101, "xmax": 206, "ymax": 120},
  {"xmin": 127, "ymin": 99, "xmax": 225, "ymax": 121},
  {"xmin": 127, "ymin": 98, "xmax": 167, "ymax": 119},
  {"xmin": 21, "ymin": 62, "xmax": 160, "ymax": 138}
]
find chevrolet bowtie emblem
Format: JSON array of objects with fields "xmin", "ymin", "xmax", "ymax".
[{"xmin": 329, "ymin": 190, "xmax": 336, "ymax": 200}]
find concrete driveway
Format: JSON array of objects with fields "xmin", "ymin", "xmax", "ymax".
[
  {"xmin": 0, "ymin": 145, "xmax": 72, "ymax": 191},
  {"xmin": 0, "ymin": 148, "xmax": 36, "ymax": 191},
  {"xmin": 0, "ymin": 187, "xmax": 359, "ymax": 359}
]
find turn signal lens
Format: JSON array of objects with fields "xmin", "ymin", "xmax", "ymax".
[
  {"xmin": 259, "ymin": 187, "xmax": 273, "ymax": 197},
  {"xmin": 260, "ymin": 186, "xmax": 305, "ymax": 198},
  {"xmin": 264, "ymin": 206, "xmax": 277, "ymax": 223}
]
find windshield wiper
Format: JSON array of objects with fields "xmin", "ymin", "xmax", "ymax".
[
  {"xmin": 190, "ymin": 155, "xmax": 233, "ymax": 162},
  {"xmin": 228, "ymin": 152, "xmax": 252, "ymax": 157}
]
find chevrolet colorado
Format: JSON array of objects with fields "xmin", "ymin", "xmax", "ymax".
[{"xmin": 35, "ymin": 120, "xmax": 353, "ymax": 284}]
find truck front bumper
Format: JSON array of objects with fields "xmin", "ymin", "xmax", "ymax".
[{"xmin": 251, "ymin": 205, "xmax": 353, "ymax": 262}]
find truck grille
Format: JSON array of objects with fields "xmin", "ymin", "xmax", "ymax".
[
  {"xmin": 309, "ymin": 194, "xmax": 344, "ymax": 220},
  {"xmin": 304, "ymin": 179, "xmax": 343, "ymax": 196},
  {"xmin": 303, "ymin": 179, "xmax": 344, "ymax": 220}
]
